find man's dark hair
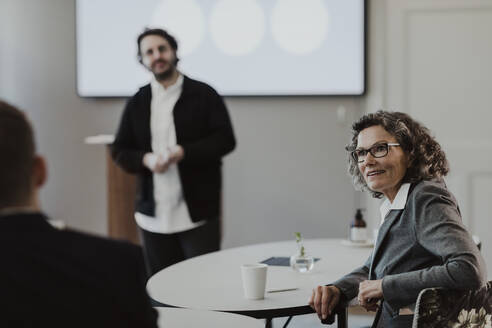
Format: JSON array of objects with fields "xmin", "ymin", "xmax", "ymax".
[
  {"xmin": 346, "ymin": 110, "xmax": 449, "ymax": 198},
  {"xmin": 137, "ymin": 28, "xmax": 179, "ymax": 63},
  {"xmin": 0, "ymin": 100, "xmax": 36, "ymax": 208}
]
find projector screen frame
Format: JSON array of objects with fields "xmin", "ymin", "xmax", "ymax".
[{"xmin": 75, "ymin": 0, "xmax": 367, "ymax": 99}]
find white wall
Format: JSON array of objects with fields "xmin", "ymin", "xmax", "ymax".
[
  {"xmin": 223, "ymin": 97, "xmax": 362, "ymax": 246},
  {"xmin": 0, "ymin": 0, "xmax": 363, "ymax": 247},
  {"xmin": 0, "ymin": 0, "xmax": 120, "ymax": 236}
]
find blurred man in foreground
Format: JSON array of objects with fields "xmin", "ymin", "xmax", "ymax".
[{"xmin": 0, "ymin": 100, "xmax": 158, "ymax": 328}]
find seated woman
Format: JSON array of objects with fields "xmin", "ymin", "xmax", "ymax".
[{"xmin": 309, "ymin": 111, "xmax": 487, "ymax": 327}]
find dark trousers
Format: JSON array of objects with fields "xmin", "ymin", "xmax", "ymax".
[{"xmin": 139, "ymin": 218, "xmax": 220, "ymax": 277}]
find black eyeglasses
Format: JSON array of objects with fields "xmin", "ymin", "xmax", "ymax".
[{"xmin": 351, "ymin": 142, "xmax": 400, "ymax": 163}]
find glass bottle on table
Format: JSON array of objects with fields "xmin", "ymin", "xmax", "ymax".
[{"xmin": 350, "ymin": 209, "xmax": 367, "ymax": 243}]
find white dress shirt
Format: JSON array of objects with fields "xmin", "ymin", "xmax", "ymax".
[
  {"xmin": 135, "ymin": 74, "xmax": 205, "ymax": 234},
  {"xmin": 373, "ymin": 183, "xmax": 412, "ymax": 258},
  {"xmin": 379, "ymin": 183, "xmax": 411, "ymax": 225}
]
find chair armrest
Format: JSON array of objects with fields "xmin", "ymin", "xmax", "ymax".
[
  {"xmin": 414, "ymin": 281, "xmax": 492, "ymax": 328},
  {"xmin": 320, "ymin": 302, "xmax": 349, "ymax": 328}
]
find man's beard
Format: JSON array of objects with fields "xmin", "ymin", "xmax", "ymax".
[{"xmin": 151, "ymin": 59, "xmax": 177, "ymax": 81}]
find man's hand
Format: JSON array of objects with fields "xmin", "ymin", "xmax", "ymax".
[
  {"xmin": 308, "ymin": 285, "xmax": 341, "ymax": 320},
  {"xmin": 143, "ymin": 153, "xmax": 158, "ymax": 172},
  {"xmin": 154, "ymin": 154, "xmax": 171, "ymax": 173},
  {"xmin": 168, "ymin": 145, "xmax": 184, "ymax": 164},
  {"xmin": 142, "ymin": 146, "xmax": 185, "ymax": 173},
  {"xmin": 357, "ymin": 279, "xmax": 383, "ymax": 312},
  {"xmin": 142, "ymin": 152, "xmax": 169, "ymax": 173}
]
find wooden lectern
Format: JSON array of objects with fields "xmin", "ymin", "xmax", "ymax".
[{"xmin": 86, "ymin": 135, "xmax": 139, "ymax": 244}]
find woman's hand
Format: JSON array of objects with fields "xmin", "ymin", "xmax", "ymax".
[
  {"xmin": 358, "ymin": 279, "xmax": 383, "ymax": 311},
  {"xmin": 308, "ymin": 285, "xmax": 341, "ymax": 320}
]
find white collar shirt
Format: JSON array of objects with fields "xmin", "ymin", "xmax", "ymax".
[
  {"xmin": 135, "ymin": 74, "xmax": 205, "ymax": 234},
  {"xmin": 379, "ymin": 183, "xmax": 411, "ymax": 225}
]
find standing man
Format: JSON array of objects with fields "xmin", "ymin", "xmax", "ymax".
[
  {"xmin": 112, "ymin": 28, "xmax": 236, "ymax": 276},
  {"xmin": 0, "ymin": 100, "xmax": 157, "ymax": 327}
]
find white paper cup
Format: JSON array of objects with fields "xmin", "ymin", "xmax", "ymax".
[{"xmin": 241, "ymin": 264, "xmax": 268, "ymax": 300}]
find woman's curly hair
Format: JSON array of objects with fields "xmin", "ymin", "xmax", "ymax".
[{"xmin": 346, "ymin": 110, "xmax": 449, "ymax": 198}]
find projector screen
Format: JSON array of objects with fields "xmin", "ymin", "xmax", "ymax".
[{"xmin": 76, "ymin": 0, "xmax": 365, "ymax": 97}]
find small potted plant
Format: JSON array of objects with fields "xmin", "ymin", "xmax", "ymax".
[{"xmin": 290, "ymin": 232, "xmax": 314, "ymax": 273}]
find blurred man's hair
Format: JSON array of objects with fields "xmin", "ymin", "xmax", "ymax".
[
  {"xmin": 136, "ymin": 28, "xmax": 180, "ymax": 64},
  {"xmin": 0, "ymin": 100, "xmax": 35, "ymax": 208}
]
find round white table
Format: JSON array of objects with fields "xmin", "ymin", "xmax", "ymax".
[
  {"xmin": 156, "ymin": 308, "xmax": 264, "ymax": 328},
  {"xmin": 148, "ymin": 239, "xmax": 372, "ymax": 320}
]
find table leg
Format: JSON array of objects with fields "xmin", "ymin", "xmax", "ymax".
[
  {"xmin": 265, "ymin": 318, "xmax": 272, "ymax": 328},
  {"xmin": 282, "ymin": 316, "xmax": 293, "ymax": 328}
]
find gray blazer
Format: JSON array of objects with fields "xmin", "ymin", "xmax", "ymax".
[{"xmin": 333, "ymin": 179, "xmax": 487, "ymax": 327}]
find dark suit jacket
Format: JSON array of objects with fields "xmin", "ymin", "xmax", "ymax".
[
  {"xmin": 333, "ymin": 179, "xmax": 487, "ymax": 327},
  {"xmin": 111, "ymin": 75, "xmax": 236, "ymax": 221},
  {"xmin": 0, "ymin": 212, "xmax": 158, "ymax": 328}
]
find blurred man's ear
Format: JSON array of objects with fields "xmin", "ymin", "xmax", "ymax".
[{"xmin": 32, "ymin": 155, "xmax": 47, "ymax": 189}]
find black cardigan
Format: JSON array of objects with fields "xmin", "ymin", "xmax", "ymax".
[{"xmin": 111, "ymin": 75, "xmax": 236, "ymax": 221}]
